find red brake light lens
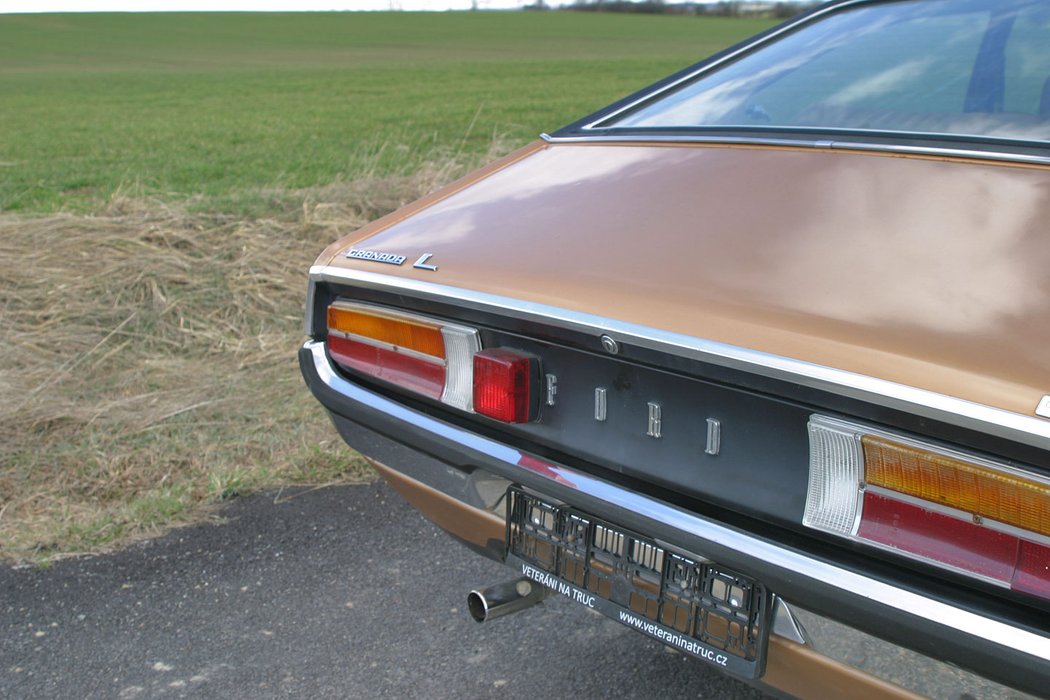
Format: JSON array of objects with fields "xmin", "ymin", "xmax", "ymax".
[
  {"xmin": 328, "ymin": 334, "xmax": 445, "ymax": 400},
  {"xmin": 857, "ymin": 491, "xmax": 1019, "ymax": 582},
  {"xmin": 1013, "ymin": 540, "xmax": 1050, "ymax": 599},
  {"xmin": 473, "ymin": 348, "xmax": 537, "ymax": 423}
]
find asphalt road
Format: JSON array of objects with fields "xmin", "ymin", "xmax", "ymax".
[{"xmin": 1, "ymin": 481, "xmax": 771, "ymax": 699}]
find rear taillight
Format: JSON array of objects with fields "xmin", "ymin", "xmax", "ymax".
[
  {"xmin": 326, "ymin": 302, "xmax": 479, "ymax": 410},
  {"xmin": 804, "ymin": 416, "xmax": 1050, "ymax": 601},
  {"xmin": 473, "ymin": 348, "xmax": 539, "ymax": 423}
]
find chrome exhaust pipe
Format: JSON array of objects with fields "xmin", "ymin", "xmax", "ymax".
[{"xmin": 467, "ymin": 577, "xmax": 547, "ymax": 623}]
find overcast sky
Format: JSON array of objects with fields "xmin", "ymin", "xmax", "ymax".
[{"xmin": 2, "ymin": 0, "xmax": 557, "ymax": 11}]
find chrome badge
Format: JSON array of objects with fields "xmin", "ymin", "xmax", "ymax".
[
  {"xmin": 345, "ymin": 248, "xmax": 406, "ymax": 265},
  {"xmin": 413, "ymin": 253, "xmax": 438, "ymax": 271}
]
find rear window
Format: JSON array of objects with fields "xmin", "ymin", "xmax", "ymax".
[{"xmin": 597, "ymin": 0, "xmax": 1050, "ymax": 145}]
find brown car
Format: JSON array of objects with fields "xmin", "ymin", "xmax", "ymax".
[{"xmin": 300, "ymin": 1, "xmax": 1050, "ymax": 697}]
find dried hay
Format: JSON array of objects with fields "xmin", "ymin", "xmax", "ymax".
[{"xmin": 0, "ymin": 165, "xmax": 464, "ymax": 561}]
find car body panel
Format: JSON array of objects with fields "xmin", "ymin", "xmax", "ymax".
[{"xmin": 316, "ymin": 142, "xmax": 1050, "ymax": 421}]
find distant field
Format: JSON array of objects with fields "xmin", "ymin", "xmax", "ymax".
[
  {"xmin": 0, "ymin": 11, "xmax": 774, "ymax": 213},
  {"xmin": 1, "ymin": 11, "xmax": 773, "ymax": 561}
]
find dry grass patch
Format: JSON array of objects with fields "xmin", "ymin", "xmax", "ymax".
[{"xmin": 0, "ymin": 162, "xmax": 470, "ymax": 563}]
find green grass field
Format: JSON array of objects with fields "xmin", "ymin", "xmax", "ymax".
[
  {"xmin": 0, "ymin": 11, "xmax": 774, "ymax": 214},
  {"xmin": 0, "ymin": 10, "xmax": 774, "ymax": 561}
]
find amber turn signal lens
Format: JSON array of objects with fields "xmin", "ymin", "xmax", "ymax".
[
  {"xmin": 327, "ymin": 305, "xmax": 445, "ymax": 359},
  {"xmin": 863, "ymin": 435, "xmax": 1050, "ymax": 538}
]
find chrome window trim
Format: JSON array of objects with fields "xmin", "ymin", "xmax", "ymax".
[
  {"xmin": 541, "ymin": 133, "xmax": 1050, "ymax": 168},
  {"xmin": 307, "ymin": 265, "xmax": 1050, "ymax": 450},
  {"xmin": 304, "ymin": 338, "xmax": 1050, "ymax": 664}
]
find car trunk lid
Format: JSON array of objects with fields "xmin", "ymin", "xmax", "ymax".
[{"xmin": 317, "ymin": 142, "xmax": 1050, "ymax": 420}]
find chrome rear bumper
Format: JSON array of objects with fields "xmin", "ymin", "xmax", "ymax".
[{"xmin": 300, "ymin": 339, "xmax": 1049, "ymax": 697}]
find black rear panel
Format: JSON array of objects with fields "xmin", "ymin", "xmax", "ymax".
[
  {"xmin": 311, "ymin": 280, "xmax": 1050, "ymax": 526},
  {"xmin": 478, "ymin": 328, "xmax": 811, "ymax": 525}
]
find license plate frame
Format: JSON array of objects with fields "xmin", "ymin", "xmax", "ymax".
[{"xmin": 504, "ymin": 486, "xmax": 771, "ymax": 679}]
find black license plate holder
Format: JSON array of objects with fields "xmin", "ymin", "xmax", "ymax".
[{"xmin": 504, "ymin": 486, "xmax": 771, "ymax": 679}]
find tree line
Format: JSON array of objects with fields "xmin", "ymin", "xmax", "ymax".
[{"xmin": 525, "ymin": 1, "xmax": 819, "ymax": 17}]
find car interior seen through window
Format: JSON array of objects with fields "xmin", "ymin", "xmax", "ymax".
[{"xmin": 599, "ymin": 0, "xmax": 1050, "ymax": 145}]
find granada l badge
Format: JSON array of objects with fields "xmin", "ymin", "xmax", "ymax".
[
  {"xmin": 345, "ymin": 248, "xmax": 406, "ymax": 265},
  {"xmin": 413, "ymin": 253, "xmax": 438, "ymax": 271}
]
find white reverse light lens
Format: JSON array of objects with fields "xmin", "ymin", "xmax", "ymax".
[
  {"xmin": 804, "ymin": 416, "xmax": 864, "ymax": 536},
  {"xmin": 440, "ymin": 325, "xmax": 481, "ymax": 411}
]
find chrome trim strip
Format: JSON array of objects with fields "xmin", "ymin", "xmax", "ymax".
[
  {"xmin": 541, "ymin": 133, "xmax": 1050, "ymax": 168},
  {"xmin": 305, "ymin": 339, "xmax": 1050, "ymax": 664},
  {"xmin": 308, "ymin": 265, "xmax": 1050, "ymax": 450}
]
